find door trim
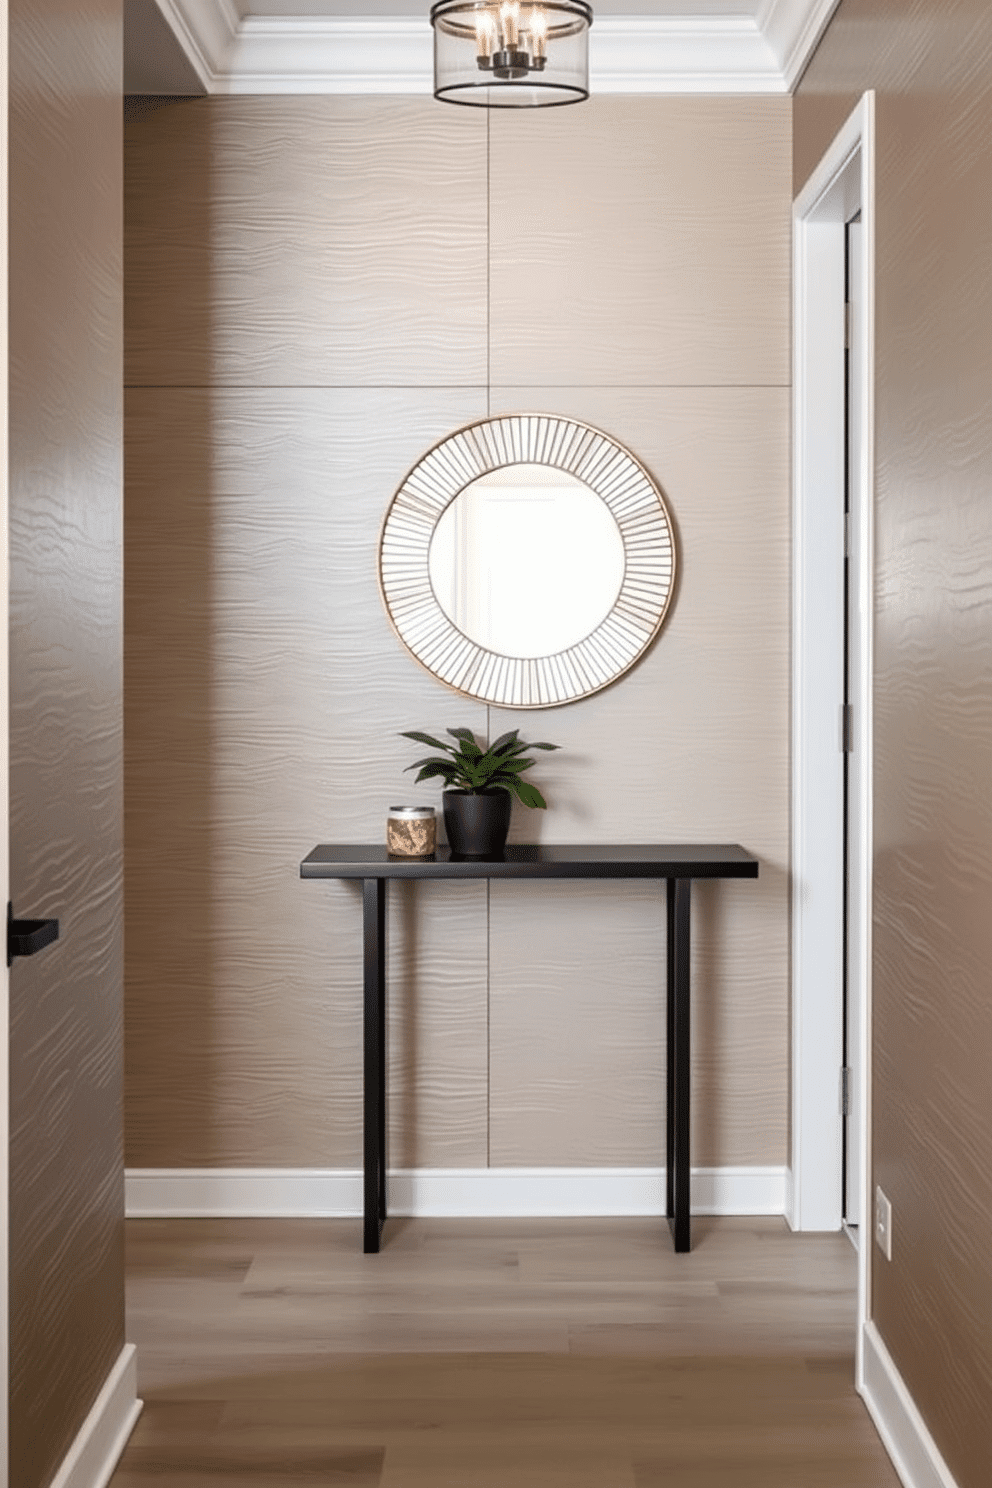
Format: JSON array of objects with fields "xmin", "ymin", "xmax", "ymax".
[
  {"xmin": 1, "ymin": 3, "xmax": 11, "ymax": 1481},
  {"xmin": 790, "ymin": 90, "xmax": 875, "ymax": 1370}
]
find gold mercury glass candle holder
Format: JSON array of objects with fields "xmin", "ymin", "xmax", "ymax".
[{"xmin": 387, "ymin": 806, "xmax": 437, "ymax": 857}]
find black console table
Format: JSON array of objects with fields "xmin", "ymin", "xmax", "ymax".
[{"xmin": 300, "ymin": 844, "xmax": 758, "ymax": 1255}]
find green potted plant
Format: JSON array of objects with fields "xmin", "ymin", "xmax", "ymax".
[{"xmin": 401, "ymin": 727, "xmax": 559, "ymax": 856}]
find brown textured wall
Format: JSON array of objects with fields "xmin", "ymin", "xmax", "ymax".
[
  {"xmin": 8, "ymin": 3, "xmax": 125, "ymax": 1486},
  {"xmin": 795, "ymin": 6, "xmax": 992, "ymax": 1485},
  {"xmin": 124, "ymin": 95, "xmax": 790, "ymax": 1174}
]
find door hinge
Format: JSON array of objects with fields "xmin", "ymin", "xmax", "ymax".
[
  {"xmin": 840, "ymin": 1066, "xmax": 852, "ymax": 1118},
  {"xmin": 840, "ymin": 703, "xmax": 853, "ymax": 753},
  {"xmin": 844, "ymin": 301, "xmax": 852, "ymax": 350}
]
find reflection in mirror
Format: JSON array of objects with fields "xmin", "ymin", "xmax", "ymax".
[{"xmin": 428, "ymin": 464, "xmax": 625, "ymax": 657}]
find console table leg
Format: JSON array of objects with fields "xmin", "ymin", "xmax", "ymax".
[
  {"xmin": 666, "ymin": 879, "xmax": 675, "ymax": 1225},
  {"xmin": 363, "ymin": 877, "xmax": 386, "ymax": 1253},
  {"xmin": 667, "ymin": 877, "xmax": 692, "ymax": 1253}
]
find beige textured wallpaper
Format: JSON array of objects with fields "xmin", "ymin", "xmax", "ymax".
[
  {"xmin": 8, "ymin": 3, "xmax": 125, "ymax": 1486},
  {"xmin": 124, "ymin": 95, "xmax": 791, "ymax": 1174},
  {"xmin": 796, "ymin": 5, "xmax": 992, "ymax": 1485}
]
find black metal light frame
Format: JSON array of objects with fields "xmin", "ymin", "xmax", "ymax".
[{"xmin": 431, "ymin": 0, "xmax": 592, "ymax": 107}]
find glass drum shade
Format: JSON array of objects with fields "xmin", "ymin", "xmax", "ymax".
[{"xmin": 431, "ymin": 0, "xmax": 592, "ymax": 107}]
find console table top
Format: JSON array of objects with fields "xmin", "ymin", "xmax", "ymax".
[{"xmin": 300, "ymin": 843, "xmax": 759, "ymax": 881}]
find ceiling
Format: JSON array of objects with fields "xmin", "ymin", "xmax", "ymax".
[
  {"xmin": 235, "ymin": 0, "xmax": 759, "ymax": 13},
  {"xmin": 125, "ymin": 0, "xmax": 839, "ymax": 95}
]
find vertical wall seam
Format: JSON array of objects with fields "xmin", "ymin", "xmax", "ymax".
[
  {"xmin": 486, "ymin": 878, "xmax": 491, "ymax": 1168},
  {"xmin": 486, "ymin": 704, "xmax": 491, "ymax": 1167},
  {"xmin": 486, "ymin": 110, "xmax": 491, "ymax": 418},
  {"xmin": 485, "ymin": 110, "xmax": 492, "ymax": 1166}
]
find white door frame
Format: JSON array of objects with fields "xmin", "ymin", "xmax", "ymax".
[
  {"xmin": 1, "ymin": 2, "xmax": 10, "ymax": 1481},
  {"xmin": 790, "ymin": 91, "xmax": 875, "ymax": 1369}
]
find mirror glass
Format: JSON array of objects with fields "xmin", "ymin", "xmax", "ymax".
[{"xmin": 428, "ymin": 464, "xmax": 625, "ymax": 658}]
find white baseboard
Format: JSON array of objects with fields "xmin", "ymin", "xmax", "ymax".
[
  {"xmin": 125, "ymin": 1165, "xmax": 788, "ymax": 1219},
  {"xmin": 861, "ymin": 1322, "xmax": 961, "ymax": 1488},
  {"xmin": 49, "ymin": 1343, "xmax": 142, "ymax": 1488}
]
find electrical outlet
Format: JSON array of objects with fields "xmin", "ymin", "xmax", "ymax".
[{"xmin": 875, "ymin": 1186, "xmax": 892, "ymax": 1261}]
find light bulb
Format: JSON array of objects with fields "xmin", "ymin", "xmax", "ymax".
[
  {"xmin": 499, "ymin": 0, "xmax": 520, "ymax": 49},
  {"xmin": 529, "ymin": 6, "xmax": 547, "ymax": 60},
  {"xmin": 475, "ymin": 8, "xmax": 497, "ymax": 60}
]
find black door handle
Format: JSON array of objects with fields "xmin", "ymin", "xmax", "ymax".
[{"xmin": 7, "ymin": 902, "xmax": 60, "ymax": 967}]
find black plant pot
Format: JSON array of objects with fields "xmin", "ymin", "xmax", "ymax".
[{"xmin": 443, "ymin": 789, "xmax": 512, "ymax": 858}]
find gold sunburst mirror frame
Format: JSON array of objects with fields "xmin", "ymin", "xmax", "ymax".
[{"xmin": 378, "ymin": 414, "xmax": 677, "ymax": 709}]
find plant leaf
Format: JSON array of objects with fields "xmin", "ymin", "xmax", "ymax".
[
  {"xmin": 401, "ymin": 730, "xmax": 453, "ymax": 753},
  {"xmin": 473, "ymin": 740, "xmax": 514, "ymax": 773},
  {"xmin": 501, "ymin": 775, "xmax": 532, "ymax": 807},
  {"xmin": 402, "ymin": 727, "xmax": 556, "ymax": 805},
  {"xmin": 413, "ymin": 762, "xmax": 457, "ymax": 785},
  {"xmin": 490, "ymin": 730, "xmax": 520, "ymax": 755},
  {"xmin": 514, "ymin": 779, "xmax": 547, "ymax": 809},
  {"xmin": 471, "ymin": 751, "xmax": 496, "ymax": 779}
]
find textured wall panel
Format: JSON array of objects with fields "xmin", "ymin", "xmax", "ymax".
[
  {"xmin": 124, "ymin": 97, "xmax": 790, "ymax": 1193},
  {"xmin": 489, "ymin": 386, "xmax": 789, "ymax": 1168},
  {"xmin": 125, "ymin": 96, "xmax": 488, "ymax": 389},
  {"xmin": 386, "ymin": 881, "xmax": 488, "ymax": 1169},
  {"xmin": 796, "ymin": 5, "xmax": 992, "ymax": 1484},
  {"xmin": 125, "ymin": 387, "xmax": 489, "ymax": 1167},
  {"xmin": 490, "ymin": 881, "xmax": 785, "ymax": 1170},
  {"xmin": 489, "ymin": 97, "xmax": 792, "ymax": 389},
  {"xmin": 8, "ymin": 3, "xmax": 125, "ymax": 1486},
  {"xmin": 489, "ymin": 880, "xmax": 666, "ymax": 1167}
]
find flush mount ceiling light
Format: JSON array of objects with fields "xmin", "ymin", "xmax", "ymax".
[{"xmin": 431, "ymin": 0, "xmax": 592, "ymax": 107}]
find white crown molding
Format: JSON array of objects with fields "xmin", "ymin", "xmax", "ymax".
[
  {"xmin": 153, "ymin": 0, "xmax": 240, "ymax": 90},
  {"xmin": 761, "ymin": 0, "xmax": 842, "ymax": 88},
  {"xmin": 125, "ymin": 1165, "xmax": 789, "ymax": 1218},
  {"xmin": 150, "ymin": 0, "xmax": 834, "ymax": 94},
  {"xmin": 225, "ymin": 17, "xmax": 433, "ymax": 94},
  {"xmin": 592, "ymin": 17, "xmax": 782, "ymax": 95}
]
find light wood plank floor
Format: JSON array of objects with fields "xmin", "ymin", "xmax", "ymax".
[{"xmin": 111, "ymin": 1216, "xmax": 902, "ymax": 1487}]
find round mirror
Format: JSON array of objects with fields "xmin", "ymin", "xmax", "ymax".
[
  {"xmin": 379, "ymin": 414, "xmax": 676, "ymax": 709},
  {"xmin": 428, "ymin": 463, "xmax": 626, "ymax": 659}
]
